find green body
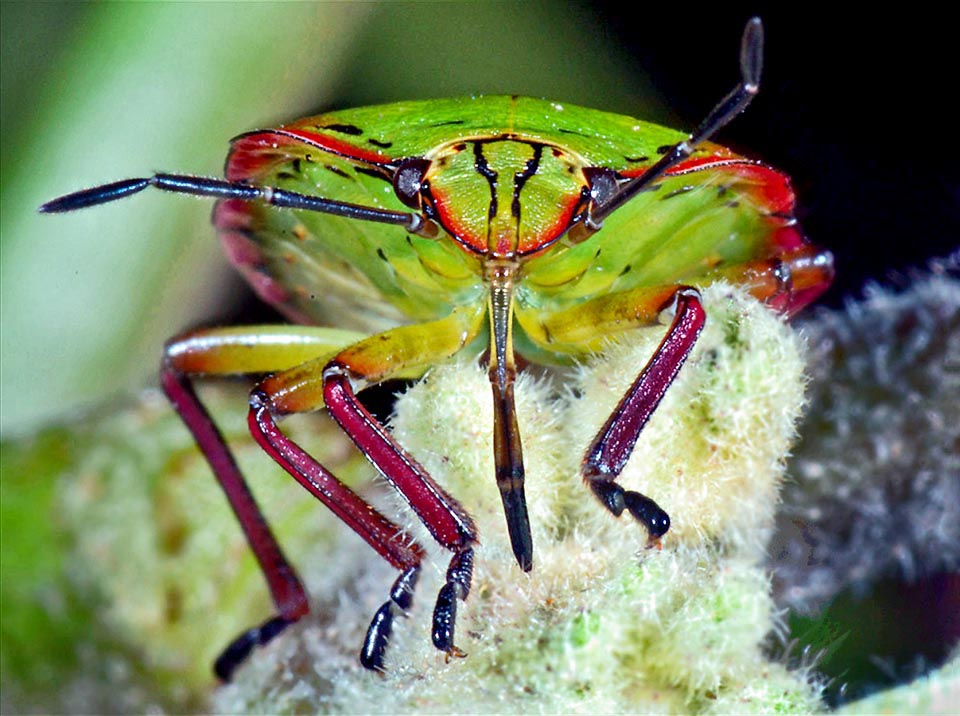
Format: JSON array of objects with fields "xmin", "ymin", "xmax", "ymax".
[{"xmin": 218, "ymin": 96, "xmax": 802, "ymax": 364}]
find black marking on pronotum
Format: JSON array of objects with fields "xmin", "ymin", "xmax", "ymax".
[
  {"xmin": 354, "ymin": 166, "xmax": 393, "ymax": 183},
  {"xmin": 473, "ymin": 143, "xmax": 498, "ymax": 220},
  {"xmin": 725, "ymin": 200, "xmax": 741, "ymax": 209},
  {"xmin": 325, "ymin": 123, "xmax": 364, "ymax": 136},
  {"xmin": 625, "ymin": 155, "xmax": 650, "ymax": 163},
  {"xmin": 429, "ymin": 120, "xmax": 465, "ymax": 127},
  {"xmin": 656, "ymin": 145, "xmax": 673, "ymax": 155},
  {"xmin": 324, "ymin": 164, "xmax": 350, "ymax": 179},
  {"xmin": 292, "ymin": 159, "xmax": 302, "ymax": 173},
  {"xmin": 558, "ymin": 128, "xmax": 590, "ymax": 138},
  {"xmin": 511, "ymin": 144, "xmax": 543, "ymax": 219},
  {"xmin": 377, "ymin": 248, "xmax": 389, "ymax": 261},
  {"xmin": 662, "ymin": 185, "xmax": 695, "ymax": 200},
  {"xmin": 368, "ymin": 138, "xmax": 393, "ymax": 149},
  {"xmin": 618, "ymin": 264, "xmax": 632, "ymax": 277}
]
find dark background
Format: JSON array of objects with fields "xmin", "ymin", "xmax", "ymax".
[{"xmin": 586, "ymin": 5, "xmax": 957, "ymax": 304}]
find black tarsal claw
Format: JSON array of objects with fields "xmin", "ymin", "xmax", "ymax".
[
  {"xmin": 214, "ymin": 615, "xmax": 296, "ymax": 682},
  {"xmin": 590, "ymin": 480, "xmax": 671, "ymax": 543}
]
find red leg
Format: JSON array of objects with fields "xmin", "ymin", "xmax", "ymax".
[
  {"xmin": 161, "ymin": 365, "xmax": 309, "ymax": 680},
  {"xmin": 162, "ymin": 325, "xmax": 430, "ymax": 675},
  {"xmin": 518, "ymin": 251, "xmax": 825, "ymax": 544},
  {"xmin": 248, "ymin": 395, "xmax": 428, "ymax": 671},
  {"xmin": 581, "ymin": 287, "xmax": 706, "ymax": 543},
  {"xmin": 250, "ymin": 306, "xmax": 486, "ymax": 663},
  {"xmin": 322, "ymin": 367, "xmax": 477, "ymax": 657}
]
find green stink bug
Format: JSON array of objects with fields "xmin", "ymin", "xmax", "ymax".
[{"xmin": 41, "ymin": 18, "xmax": 833, "ymax": 678}]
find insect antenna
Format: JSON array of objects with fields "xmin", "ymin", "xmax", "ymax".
[
  {"xmin": 585, "ymin": 17, "xmax": 764, "ymax": 231},
  {"xmin": 39, "ymin": 173, "xmax": 438, "ymax": 237}
]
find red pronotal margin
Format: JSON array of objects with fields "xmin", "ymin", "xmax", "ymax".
[{"xmin": 226, "ymin": 128, "xmax": 393, "ymax": 182}]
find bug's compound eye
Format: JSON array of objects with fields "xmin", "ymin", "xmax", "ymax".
[
  {"xmin": 583, "ymin": 167, "xmax": 622, "ymax": 208},
  {"xmin": 393, "ymin": 158, "xmax": 432, "ymax": 209}
]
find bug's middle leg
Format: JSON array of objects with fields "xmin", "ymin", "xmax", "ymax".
[{"xmin": 253, "ymin": 305, "xmax": 487, "ymax": 663}]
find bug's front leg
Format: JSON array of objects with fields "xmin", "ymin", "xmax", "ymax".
[
  {"xmin": 581, "ymin": 288, "xmax": 705, "ymax": 542},
  {"xmin": 246, "ymin": 390, "xmax": 429, "ymax": 672},
  {"xmin": 518, "ymin": 285, "xmax": 705, "ymax": 544},
  {"xmin": 252, "ymin": 305, "xmax": 486, "ymax": 665}
]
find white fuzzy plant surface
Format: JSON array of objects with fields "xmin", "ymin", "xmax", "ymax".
[{"xmin": 210, "ymin": 282, "xmax": 821, "ymax": 714}]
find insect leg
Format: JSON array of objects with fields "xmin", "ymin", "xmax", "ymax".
[
  {"xmin": 163, "ymin": 325, "xmax": 426, "ymax": 677},
  {"xmin": 161, "ymin": 366, "xmax": 307, "ymax": 681},
  {"xmin": 580, "ymin": 288, "xmax": 704, "ymax": 542},
  {"xmin": 255, "ymin": 305, "xmax": 486, "ymax": 663},
  {"xmin": 248, "ymin": 397, "xmax": 428, "ymax": 671},
  {"xmin": 517, "ymin": 285, "xmax": 705, "ymax": 543},
  {"xmin": 707, "ymin": 244, "xmax": 835, "ymax": 316}
]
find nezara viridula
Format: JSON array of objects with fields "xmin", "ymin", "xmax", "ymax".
[{"xmin": 41, "ymin": 18, "xmax": 833, "ymax": 678}]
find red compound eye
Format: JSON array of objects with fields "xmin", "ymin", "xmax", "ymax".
[{"xmin": 393, "ymin": 158, "xmax": 432, "ymax": 210}]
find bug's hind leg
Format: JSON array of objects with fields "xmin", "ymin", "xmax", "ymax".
[
  {"xmin": 214, "ymin": 615, "xmax": 300, "ymax": 682},
  {"xmin": 161, "ymin": 365, "xmax": 311, "ymax": 681}
]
